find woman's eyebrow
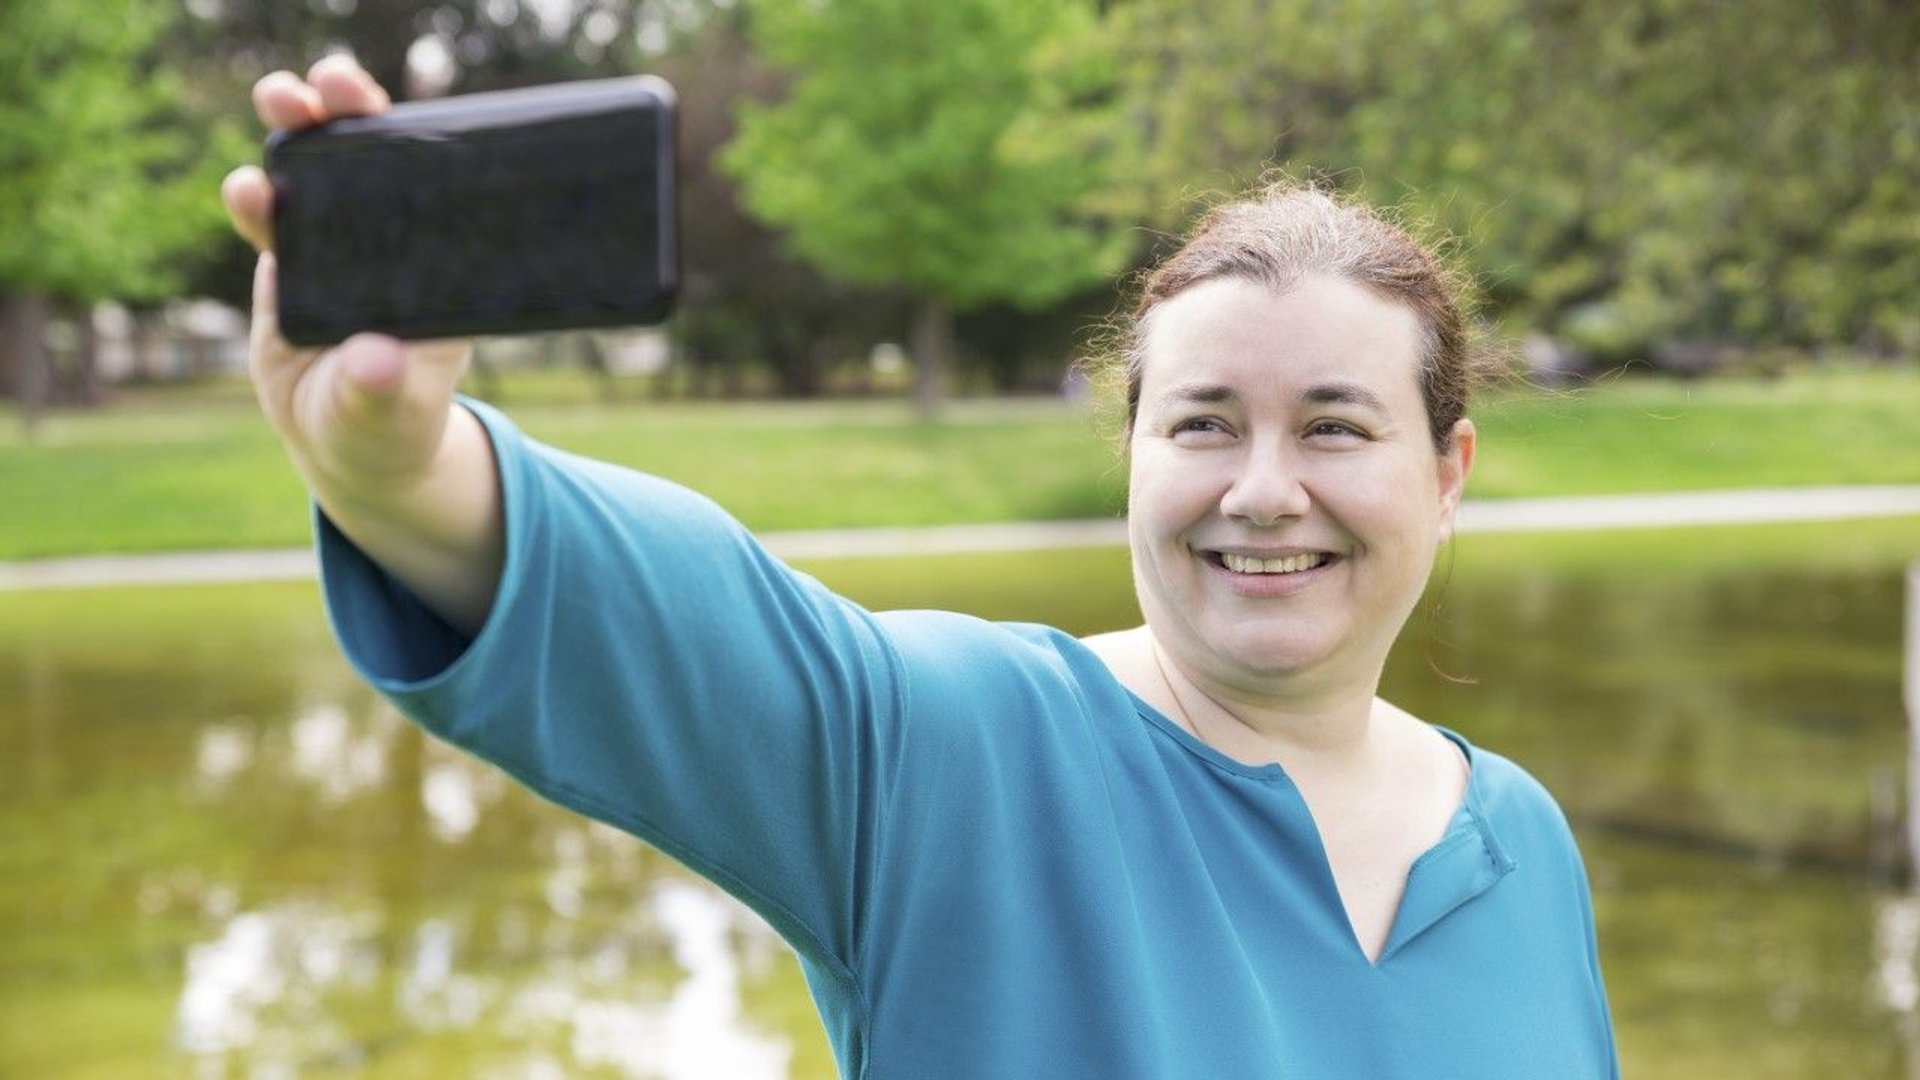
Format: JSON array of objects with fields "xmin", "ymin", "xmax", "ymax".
[
  {"xmin": 1302, "ymin": 381, "xmax": 1388, "ymax": 413},
  {"xmin": 1158, "ymin": 382, "xmax": 1237, "ymax": 405}
]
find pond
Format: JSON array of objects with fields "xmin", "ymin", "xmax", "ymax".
[{"xmin": 3, "ymin": 517, "xmax": 1919, "ymax": 1078}]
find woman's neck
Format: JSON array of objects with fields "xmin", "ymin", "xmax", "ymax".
[{"xmin": 1144, "ymin": 630, "xmax": 1384, "ymax": 771}]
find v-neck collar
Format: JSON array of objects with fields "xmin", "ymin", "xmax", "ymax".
[
  {"xmin": 1123, "ymin": 689, "xmax": 1517, "ymax": 966},
  {"xmin": 1376, "ymin": 739, "xmax": 1516, "ymax": 964}
]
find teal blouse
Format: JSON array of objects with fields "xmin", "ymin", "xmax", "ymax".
[{"xmin": 319, "ymin": 400, "xmax": 1618, "ymax": 1079}]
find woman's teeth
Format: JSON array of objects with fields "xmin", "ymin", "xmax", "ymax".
[{"xmin": 1220, "ymin": 552, "xmax": 1328, "ymax": 575}]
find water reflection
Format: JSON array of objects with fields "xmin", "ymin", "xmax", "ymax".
[
  {"xmin": 169, "ymin": 876, "xmax": 789, "ymax": 1078},
  {"xmin": 288, "ymin": 704, "xmax": 391, "ymax": 804},
  {"xmin": 194, "ymin": 723, "xmax": 252, "ymax": 790},
  {"xmin": 1, "ymin": 529, "xmax": 1917, "ymax": 1077},
  {"xmin": 401, "ymin": 917, "xmax": 483, "ymax": 1029},
  {"xmin": 1876, "ymin": 894, "xmax": 1920, "ymax": 1015},
  {"xmin": 421, "ymin": 761, "xmax": 484, "ymax": 843},
  {"xmin": 176, "ymin": 901, "xmax": 380, "ymax": 1065},
  {"xmin": 558, "ymin": 881, "xmax": 789, "ymax": 1079},
  {"xmin": 1397, "ymin": 562, "xmax": 1906, "ymax": 873}
]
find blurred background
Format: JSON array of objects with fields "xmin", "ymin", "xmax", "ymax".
[{"xmin": 3, "ymin": 0, "xmax": 1919, "ymax": 1077}]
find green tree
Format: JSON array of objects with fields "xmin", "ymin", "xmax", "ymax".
[
  {"xmin": 722, "ymin": 0, "xmax": 1132, "ymax": 415},
  {"xmin": 0, "ymin": 0, "xmax": 241, "ymax": 423},
  {"xmin": 1098, "ymin": 0, "xmax": 1920, "ymax": 367},
  {"xmin": 657, "ymin": 10, "xmax": 902, "ymax": 399}
]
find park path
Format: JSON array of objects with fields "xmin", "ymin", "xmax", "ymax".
[{"xmin": 5, "ymin": 484, "xmax": 1920, "ymax": 592}]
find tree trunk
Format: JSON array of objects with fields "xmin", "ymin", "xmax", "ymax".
[
  {"xmin": 133, "ymin": 307, "xmax": 160, "ymax": 381},
  {"xmin": 69, "ymin": 305, "xmax": 101, "ymax": 406},
  {"xmin": 767, "ymin": 319, "xmax": 822, "ymax": 398},
  {"xmin": 910, "ymin": 294, "xmax": 951, "ymax": 419},
  {"xmin": 576, "ymin": 332, "xmax": 618, "ymax": 404},
  {"xmin": 0, "ymin": 293, "xmax": 13, "ymax": 398},
  {"xmin": 342, "ymin": 1, "xmax": 417, "ymax": 104},
  {"xmin": 468, "ymin": 347, "xmax": 502, "ymax": 403},
  {"xmin": 4, "ymin": 292, "xmax": 52, "ymax": 437}
]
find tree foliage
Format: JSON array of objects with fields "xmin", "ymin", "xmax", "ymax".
[
  {"xmin": 655, "ymin": 10, "xmax": 900, "ymax": 398},
  {"xmin": 175, "ymin": 0, "xmax": 661, "ymax": 103},
  {"xmin": 724, "ymin": 0, "xmax": 1128, "ymax": 306},
  {"xmin": 721, "ymin": 0, "xmax": 1132, "ymax": 410},
  {"xmin": 1099, "ymin": 0, "xmax": 1920, "ymax": 363},
  {"xmin": 9, "ymin": 0, "xmax": 1910, "ymax": 412},
  {"xmin": 0, "ymin": 0, "xmax": 239, "ymax": 303}
]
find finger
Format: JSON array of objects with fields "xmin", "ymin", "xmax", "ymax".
[
  {"xmin": 308, "ymin": 54, "xmax": 391, "ymax": 118},
  {"xmin": 249, "ymin": 253, "xmax": 292, "ymax": 368},
  {"xmin": 254, "ymin": 70, "xmax": 325, "ymax": 130},
  {"xmin": 221, "ymin": 165, "xmax": 274, "ymax": 253}
]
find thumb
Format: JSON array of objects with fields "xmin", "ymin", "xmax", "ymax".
[
  {"xmin": 338, "ymin": 334, "xmax": 407, "ymax": 398},
  {"xmin": 326, "ymin": 334, "xmax": 414, "ymax": 429}
]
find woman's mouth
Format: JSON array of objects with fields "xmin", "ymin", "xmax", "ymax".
[{"xmin": 1214, "ymin": 551, "xmax": 1333, "ymax": 575}]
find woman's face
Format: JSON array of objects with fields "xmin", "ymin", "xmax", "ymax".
[{"xmin": 1126, "ymin": 274, "xmax": 1474, "ymax": 697}]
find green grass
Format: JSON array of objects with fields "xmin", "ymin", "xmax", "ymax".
[
  {"xmin": 1439, "ymin": 514, "xmax": 1920, "ymax": 582},
  {"xmin": 1467, "ymin": 367, "xmax": 1920, "ymax": 496},
  {"xmin": 3, "ymin": 366, "xmax": 1916, "ymax": 560}
]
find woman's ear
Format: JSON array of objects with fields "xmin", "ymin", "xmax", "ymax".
[{"xmin": 1436, "ymin": 419, "xmax": 1476, "ymax": 542}]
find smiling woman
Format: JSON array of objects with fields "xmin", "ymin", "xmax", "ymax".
[
  {"xmin": 224, "ymin": 57, "xmax": 1615, "ymax": 1080},
  {"xmin": 1075, "ymin": 187, "xmax": 1613, "ymax": 1075},
  {"xmin": 1104, "ymin": 274, "xmax": 1479, "ymax": 958},
  {"xmin": 1122, "ymin": 277, "xmax": 1466, "ymax": 686}
]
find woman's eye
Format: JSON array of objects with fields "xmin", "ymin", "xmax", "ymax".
[
  {"xmin": 1171, "ymin": 417, "xmax": 1230, "ymax": 439},
  {"xmin": 1307, "ymin": 420, "xmax": 1366, "ymax": 440}
]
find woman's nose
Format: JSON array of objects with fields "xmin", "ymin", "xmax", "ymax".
[{"xmin": 1218, "ymin": 446, "xmax": 1310, "ymax": 526}]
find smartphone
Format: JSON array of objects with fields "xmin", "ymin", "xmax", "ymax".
[{"xmin": 266, "ymin": 76, "xmax": 677, "ymax": 346}]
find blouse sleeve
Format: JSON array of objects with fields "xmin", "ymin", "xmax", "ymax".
[{"xmin": 316, "ymin": 397, "xmax": 907, "ymax": 975}]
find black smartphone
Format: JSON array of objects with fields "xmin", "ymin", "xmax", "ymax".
[{"xmin": 266, "ymin": 76, "xmax": 677, "ymax": 347}]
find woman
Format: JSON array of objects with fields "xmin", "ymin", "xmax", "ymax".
[{"xmin": 224, "ymin": 57, "xmax": 1617, "ymax": 1079}]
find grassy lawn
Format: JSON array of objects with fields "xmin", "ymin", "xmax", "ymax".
[
  {"xmin": 1468, "ymin": 368, "xmax": 1920, "ymax": 495},
  {"xmin": 3, "ymin": 366, "xmax": 1916, "ymax": 560}
]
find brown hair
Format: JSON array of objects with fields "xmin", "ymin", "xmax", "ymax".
[{"xmin": 1109, "ymin": 181, "xmax": 1484, "ymax": 453}]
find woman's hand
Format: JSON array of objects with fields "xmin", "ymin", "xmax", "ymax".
[
  {"xmin": 220, "ymin": 55, "xmax": 474, "ymax": 507},
  {"xmin": 221, "ymin": 55, "xmax": 504, "ymax": 636}
]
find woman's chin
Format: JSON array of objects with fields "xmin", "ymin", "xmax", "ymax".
[{"xmin": 1201, "ymin": 627, "xmax": 1343, "ymax": 682}]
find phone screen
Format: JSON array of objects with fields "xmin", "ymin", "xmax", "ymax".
[{"xmin": 268, "ymin": 78, "xmax": 677, "ymax": 346}]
